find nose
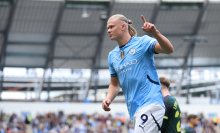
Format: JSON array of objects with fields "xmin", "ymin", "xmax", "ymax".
[{"xmin": 107, "ymin": 29, "xmax": 111, "ymax": 33}]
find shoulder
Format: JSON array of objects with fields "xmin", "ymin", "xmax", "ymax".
[
  {"xmin": 140, "ymin": 35, "xmax": 156, "ymax": 41},
  {"xmin": 164, "ymin": 95, "xmax": 176, "ymax": 103},
  {"xmin": 169, "ymin": 96, "xmax": 176, "ymax": 101},
  {"xmin": 138, "ymin": 35, "xmax": 150, "ymax": 40},
  {"xmin": 163, "ymin": 95, "xmax": 170, "ymax": 103},
  {"xmin": 108, "ymin": 46, "xmax": 119, "ymax": 56},
  {"xmin": 132, "ymin": 35, "xmax": 150, "ymax": 41},
  {"xmin": 184, "ymin": 127, "xmax": 196, "ymax": 133},
  {"xmin": 169, "ymin": 96, "xmax": 180, "ymax": 110},
  {"xmin": 164, "ymin": 95, "xmax": 179, "ymax": 109},
  {"xmin": 137, "ymin": 35, "xmax": 157, "ymax": 47},
  {"xmin": 163, "ymin": 95, "xmax": 172, "ymax": 108},
  {"xmin": 189, "ymin": 127, "xmax": 196, "ymax": 133},
  {"xmin": 168, "ymin": 96, "xmax": 178, "ymax": 105},
  {"xmin": 184, "ymin": 126, "xmax": 190, "ymax": 132},
  {"xmin": 131, "ymin": 35, "xmax": 152, "ymax": 47}
]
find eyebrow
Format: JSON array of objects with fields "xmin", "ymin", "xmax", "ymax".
[{"xmin": 107, "ymin": 24, "xmax": 114, "ymax": 28}]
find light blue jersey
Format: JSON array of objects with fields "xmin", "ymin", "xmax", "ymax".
[{"xmin": 108, "ymin": 35, "xmax": 165, "ymax": 120}]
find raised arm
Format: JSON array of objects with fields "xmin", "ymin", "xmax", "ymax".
[
  {"xmin": 141, "ymin": 15, "xmax": 174, "ymax": 54},
  {"xmin": 102, "ymin": 76, "xmax": 121, "ymax": 111}
]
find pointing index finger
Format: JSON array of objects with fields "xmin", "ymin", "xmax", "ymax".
[{"xmin": 141, "ymin": 15, "xmax": 146, "ymax": 23}]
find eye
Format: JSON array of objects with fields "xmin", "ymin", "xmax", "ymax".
[{"xmin": 108, "ymin": 26, "xmax": 113, "ymax": 29}]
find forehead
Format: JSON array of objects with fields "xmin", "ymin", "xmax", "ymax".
[{"xmin": 107, "ymin": 18, "xmax": 122, "ymax": 26}]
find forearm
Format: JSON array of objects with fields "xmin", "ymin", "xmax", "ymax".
[
  {"xmin": 152, "ymin": 30, "xmax": 174, "ymax": 54},
  {"xmin": 106, "ymin": 85, "xmax": 120, "ymax": 102}
]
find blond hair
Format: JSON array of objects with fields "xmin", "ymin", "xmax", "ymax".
[{"xmin": 108, "ymin": 14, "xmax": 137, "ymax": 37}]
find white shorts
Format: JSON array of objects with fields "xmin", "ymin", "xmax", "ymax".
[{"xmin": 131, "ymin": 104, "xmax": 165, "ymax": 133}]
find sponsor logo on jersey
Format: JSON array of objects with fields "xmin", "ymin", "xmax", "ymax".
[
  {"xmin": 114, "ymin": 59, "xmax": 137, "ymax": 71},
  {"xmin": 114, "ymin": 59, "xmax": 138, "ymax": 75}
]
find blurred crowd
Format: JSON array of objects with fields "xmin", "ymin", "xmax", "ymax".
[
  {"xmin": 181, "ymin": 112, "xmax": 220, "ymax": 133},
  {"xmin": 0, "ymin": 110, "xmax": 129, "ymax": 133},
  {"xmin": 0, "ymin": 110, "xmax": 219, "ymax": 133}
]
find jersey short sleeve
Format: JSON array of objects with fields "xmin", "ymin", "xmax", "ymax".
[
  {"xmin": 108, "ymin": 52, "xmax": 117, "ymax": 77},
  {"xmin": 142, "ymin": 35, "xmax": 158, "ymax": 55}
]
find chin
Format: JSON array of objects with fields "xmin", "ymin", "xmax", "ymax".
[
  {"xmin": 111, "ymin": 36, "xmax": 118, "ymax": 40},
  {"xmin": 110, "ymin": 37, "xmax": 115, "ymax": 40}
]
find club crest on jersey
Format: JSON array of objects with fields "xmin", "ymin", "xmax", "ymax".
[
  {"xmin": 129, "ymin": 48, "xmax": 135, "ymax": 55},
  {"xmin": 121, "ymin": 51, "xmax": 125, "ymax": 59}
]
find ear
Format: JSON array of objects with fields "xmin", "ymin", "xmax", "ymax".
[{"xmin": 121, "ymin": 23, "xmax": 127, "ymax": 30}]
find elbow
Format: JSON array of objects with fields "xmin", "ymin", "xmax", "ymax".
[{"xmin": 166, "ymin": 46, "xmax": 174, "ymax": 54}]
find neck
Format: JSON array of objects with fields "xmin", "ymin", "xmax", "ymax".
[
  {"xmin": 188, "ymin": 123, "xmax": 195, "ymax": 128},
  {"xmin": 161, "ymin": 88, "xmax": 170, "ymax": 98},
  {"xmin": 116, "ymin": 32, "xmax": 131, "ymax": 47}
]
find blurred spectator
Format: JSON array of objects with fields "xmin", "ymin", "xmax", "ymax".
[
  {"xmin": 184, "ymin": 114, "xmax": 200, "ymax": 133},
  {"xmin": 202, "ymin": 119, "xmax": 216, "ymax": 133},
  {"xmin": 0, "ymin": 109, "xmax": 219, "ymax": 133}
]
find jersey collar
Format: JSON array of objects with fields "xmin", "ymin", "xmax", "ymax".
[{"xmin": 119, "ymin": 36, "xmax": 134, "ymax": 49}]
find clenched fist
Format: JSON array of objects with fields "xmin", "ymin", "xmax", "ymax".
[{"xmin": 102, "ymin": 99, "xmax": 111, "ymax": 111}]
